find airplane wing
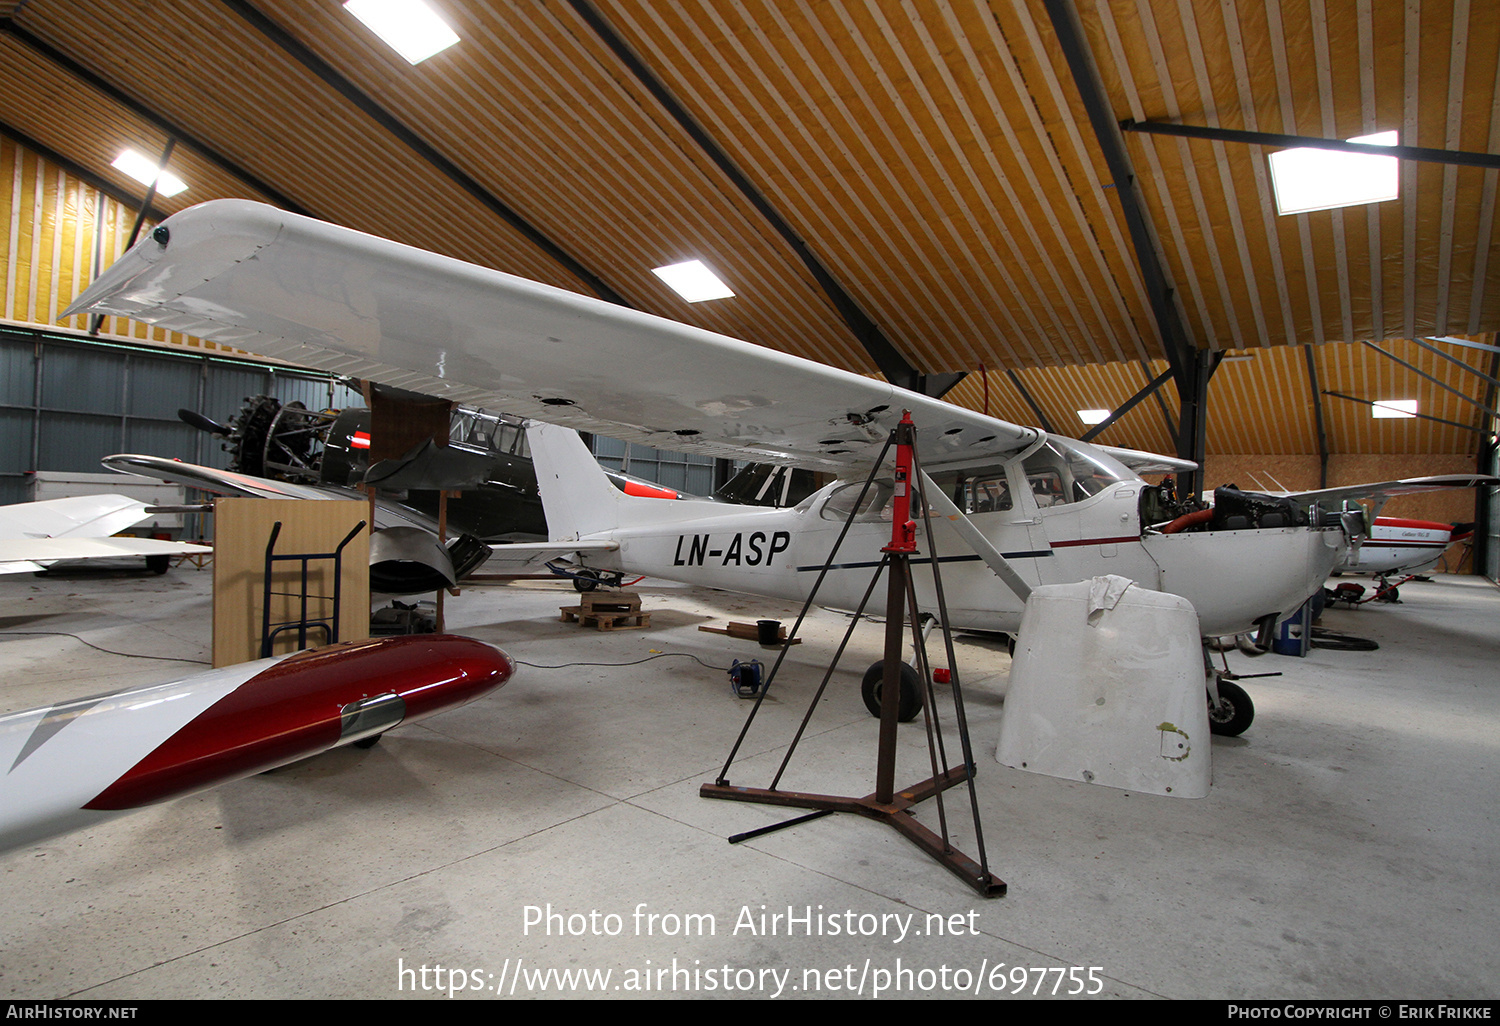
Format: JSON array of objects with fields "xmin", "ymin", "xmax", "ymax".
[
  {"xmin": 102, "ymin": 454, "xmax": 348, "ymax": 501},
  {"xmin": 0, "ymin": 494, "xmax": 211, "ymax": 574},
  {"xmin": 63, "ymin": 200, "xmax": 1064, "ymax": 472},
  {"xmin": 1286, "ymin": 474, "xmax": 1500, "ymax": 508}
]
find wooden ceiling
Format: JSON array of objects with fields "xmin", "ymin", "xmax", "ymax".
[{"xmin": 0, "ymin": 0, "xmax": 1496, "ymax": 456}]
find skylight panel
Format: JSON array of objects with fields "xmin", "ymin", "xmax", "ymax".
[
  {"xmin": 652, "ymin": 260, "xmax": 734, "ymax": 303},
  {"xmin": 1269, "ymin": 131, "xmax": 1399, "ymax": 216},
  {"xmin": 1371, "ymin": 399, "xmax": 1418, "ymax": 419},
  {"xmin": 1077, "ymin": 409, "xmax": 1110, "ymax": 425},
  {"xmin": 111, "ymin": 150, "xmax": 188, "ymax": 197},
  {"xmin": 344, "ymin": 0, "xmax": 459, "ymax": 65}
]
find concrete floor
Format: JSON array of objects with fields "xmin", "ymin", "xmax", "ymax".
[{"xmin": 0, "ymin": 563, "xmax": 1496, "ymax": 1000}]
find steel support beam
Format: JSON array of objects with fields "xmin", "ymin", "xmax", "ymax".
[
  {"xmin": 1410, "ymin": 337, "xmax": 1500, "ymax": 390},
  {"xmin": 1141, "ymin": 359, "xmax": 1179, "ymax": 440},
  {"xmin": 1174, "ymin": 351, "xmax": 1221, "ymax": 498},
  {"xmin": 1121, "ymin": 120, "xmax": 1500, "ymax": 171},
  {"xmin": 1322, "ymin": 391, "xmax": 1478, "ymax": 433},
  {"xmin": 1304, "ymin": 346, "xmax": 1329, "ymax": 488},
  {"xmin": 1080, "ymin": 365, "xmax": 1174, "ymax": 442},
  {"xmin": 221, "ymin": 0, "xmax": 631, "ymax": 308},
  {"xmin": 1042, "ymin": 0, "xmax": 1196, "ymax": 390},
  {"xmin": 567, "ymin": 0, "xmax": 949, "ymax": 394},
  {"xmin": 1004, "ymin": 368, "xmax": 1054, "ymax": 432},
  {"xmin": 1360, "ymin": 340, "xmax": 1500, "ymax": 420}
]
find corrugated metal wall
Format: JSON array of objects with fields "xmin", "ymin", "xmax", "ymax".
[{"xmin": 0, "ymin": 324, "xmax": 361, "ymax": 506}]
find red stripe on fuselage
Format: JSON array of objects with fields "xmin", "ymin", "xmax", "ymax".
[
  {"xmin": 86, "ymin": 636, "xmax": 512, "ymax": 811},
  {"xmin": 1049, "ymin": 536, "xmax": 1142, "ymax": 549}
]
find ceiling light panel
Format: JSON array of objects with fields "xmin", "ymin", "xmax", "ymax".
[
  {"xmin": 344, "ymin": 0, "xmax": 459, "ymax": 65},
  {"xmin": 1269, "ymin": 131, "xmax": 1399, "ymax": 216},
  {"xmin": 1371, "ymin": 399, "xmax": 1418, "ymax": 419},
  {"xmin": 1077, "ymin": 409, "xmax": 1110, "ymax": 425},
  {"xmin": 652, "ymin": 260, "xmax": 734, "ymax": 303},
  {"xmin": 111, "ymin": 150, "xmax": 188, "ymax": 196}
]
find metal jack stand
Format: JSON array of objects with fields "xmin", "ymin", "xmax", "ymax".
[{"xmin": 701, "ymin": 413, "xmax": 1004, "ymax": 898}]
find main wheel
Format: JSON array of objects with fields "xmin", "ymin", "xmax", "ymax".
[
  {"xmin": 572, "ymin": 569, "xmax": 600, "ymax": 592},
  {"xmin": 861, "ymin": 661, "xmax": 923, "ymax": 722},
  {"xmin": 1208, "ymin": 679, "xmax": 1254, "ymax": 737}
]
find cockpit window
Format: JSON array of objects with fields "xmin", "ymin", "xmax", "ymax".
[{"xmin": 1022, "ymin": 439, "xmax": 1134, "ymax": 507}]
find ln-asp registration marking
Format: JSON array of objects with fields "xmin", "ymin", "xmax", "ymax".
[{"xmin": 672, "ymin": 531, "xmax": 792, "ymax": 567}]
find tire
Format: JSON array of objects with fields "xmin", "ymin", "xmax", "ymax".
[
  {"xmin": 572, "ymin": 569, "xmax": 600, "ymax": 592},
  {"xmin": 861, "ymin": 661, "xmax": 924, "ymax": 722},
  {"xmin": 353, "ymin": 734, "xmax": 383, "ymax": 749},
  {"xmin": 1208, "ymin": 679, "xmax": 1254, "ymax": 737},
  {"xmin": 146, "ymin": 554, "xmax": 170, "ymax": 575}
]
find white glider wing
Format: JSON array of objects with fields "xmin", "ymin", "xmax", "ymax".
[
  {"xmin": 66, "ymin": 200, "xmax": 1048, "ymax": 472},
  {"xmin": 0, "ymin": 494, "xmax": 210, "ymax": 574}
]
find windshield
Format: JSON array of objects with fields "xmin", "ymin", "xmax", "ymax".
[{"xmin": 1023, "ymin": 438, "xmax": 1137, "ymax": 508}]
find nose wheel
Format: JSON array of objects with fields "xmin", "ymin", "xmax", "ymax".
[{"xmin": 1207, "ymin": 677, "xmax": 1254, "ymax": 736}]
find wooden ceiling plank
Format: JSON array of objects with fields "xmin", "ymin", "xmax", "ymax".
[
  {"xmin": 667, "ymin": 0, "xmax": 987, "ymax": 365},
  {"xmin": 566, "ymin": 1, "xmax": 915, "ymax": 377},
  {"xmin": 1176, "ymin": 0, "xmax": 1270, "ymax": 350},
  {"xmin": 1096, "ymin": 2, "xmax": 1215, "ymax": 352},
  {"xmin": 816, "ymin": 0, "xmax": 1055, "ymax": 370},
  {"xmin": 894, "ymin": 0, "xmax": 1109, "ymax": 367},
  {"xmin": 1357, "ymin": 0, "xmax": 1385, "ymax": 342},
  {"xmin": 1308, "ymin": 0, "xmax": 1355, "ymax": 345},
  {"xmin": 1134, "ymin": 0, "xmax": 1245, "ymax": 350},
  {"xmin": 485, "ymin": 8, "xmax": 851, "ymax": 366},
  {"xmin": 1220, "ymin": 0, "xmax": 1299, "ymax": 346},
  {"xmin": 928, "ymin": 0, "xmax": 1131, "ymax": 365},
  {"xmin": 1433, "ymin": 0, "xmax": 1470, "ymax": 335},
  {"xmin": 1265, "ymin": 0, "xmax": 1326, "ymax": 345},
  {"xmin": 1002, "ymin": 1, "xmax": 1162, "ymax": 361},
  {"xmin": 1402, "ymin": 0, "xmax": 1421, "ymax": 339},
  {"xmin": 863, "ymin": 0, "xmax": 1081, "ymax": 368}
]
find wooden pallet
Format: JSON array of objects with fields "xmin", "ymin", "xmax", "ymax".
[
  {"xmin": 561, "ymin": 592, "xmax": 650, "ymax": 631},
  {"xmin": 559, "ymin": 605, "xmax": 652, "ymax": 631}
]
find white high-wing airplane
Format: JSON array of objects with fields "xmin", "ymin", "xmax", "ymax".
[
  {"xmin": 0, "ymin": 493, "xmax": 210, "ymax": 575},
  {"xmin": 64, "ymin": 201, "xmax": 1353, "ymax": 679}
]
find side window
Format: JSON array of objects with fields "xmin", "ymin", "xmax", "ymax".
[
  {"xmin": 1023, "ymin": 446, "xmax": 1072, "ymax": 507},
  {"xmin": 927, "ymin": 465, "xmax": 1013, "ymax": 514}
]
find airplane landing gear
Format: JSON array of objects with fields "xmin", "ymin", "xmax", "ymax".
[
  {"xmin": 1207, "ymin": 677, "xmax": 1254, "ymax": 737},
  {"xmin": 860, "ymin": 660, "xmax": 923, "ymax": 722}
]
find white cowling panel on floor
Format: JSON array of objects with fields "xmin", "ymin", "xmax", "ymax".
[{"xmin": 997, "ymin": 576, "xmax": 1210, "ymax": 798}]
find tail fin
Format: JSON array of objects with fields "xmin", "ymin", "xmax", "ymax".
[{"xmin": 525, "ymin": 422, "xmax": 624, "ymax": 540}]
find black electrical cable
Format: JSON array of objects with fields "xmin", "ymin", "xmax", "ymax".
[
  {"xmin": 0, "ymin": 631, "xmax": 211, "ymax": 664},
  {"xmin": 514, "ymin": 652, "xmax": 726, "ymax": 672}
]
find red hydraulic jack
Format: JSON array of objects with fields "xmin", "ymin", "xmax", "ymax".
[{"xmin": 700, "ymin": 412, "xmax": 1004, "ymax": 897}]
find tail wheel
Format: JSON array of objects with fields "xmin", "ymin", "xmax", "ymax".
[
  {"xmin": 861, "ymin": 661, "xmax": 924, "ymax": 722},
  {"xmin": 1208, "ymin": 679, "xmax": 1254, "ymax": 737}
]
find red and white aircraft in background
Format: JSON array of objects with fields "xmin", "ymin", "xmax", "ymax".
[{"xmin": 1274, "ymin": 476, "xmax": 1495, "ymax": 576}]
